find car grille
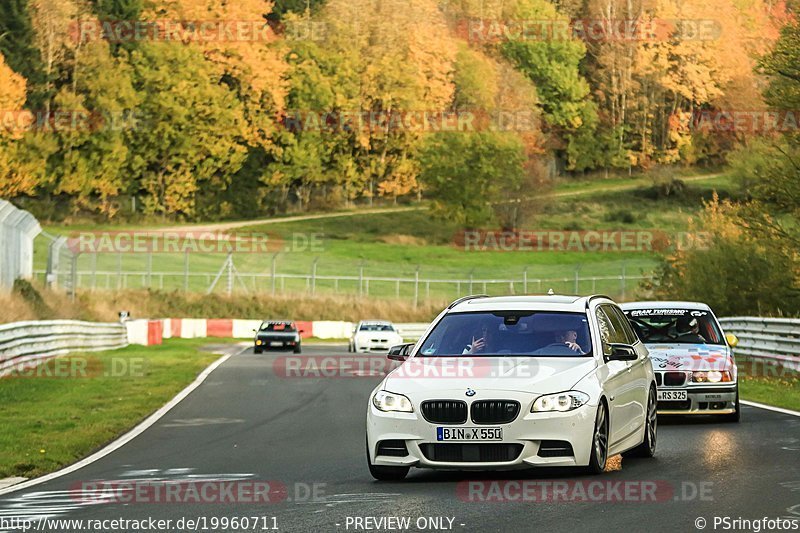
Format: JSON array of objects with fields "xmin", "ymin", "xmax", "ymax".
[
  {"xmin": 663, "ymin": 372, "xmax": 687, "ymax": 387},
  {"xmin": 470, "ymin": 400, "xmax": 520, "ymax": 424},
  {"xmin": 421, "ymin": 400, "xmax": 468, "ymax": 424},
  {"xmin": 419, "ymin": 443, "xmax": 523, "ymax": 463},
  {"xmin": 658, "ymin": 399, "xmax": 691, "ymax": 410},
  {"xmin": 537, "ymin": 440, "xmax": 574, "ymax": 458},
  {"xmin": 376, "ymin": 439, "xmax": 408, "ymax": 457}
]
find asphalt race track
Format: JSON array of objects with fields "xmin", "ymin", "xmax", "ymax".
[{"xmin": 2, "ymin": 345, "xmax": 799, "ymax": 533}]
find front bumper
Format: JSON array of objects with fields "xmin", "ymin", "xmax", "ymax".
[
  {"xmin": 657, "ymin": 385, "xmax": 737, "ymax": 415},
  {"xmin": 367, "ymin": 392, "xmax": 597, "ymax": 470},
  {"xmin": 255, "ymin": 338, "xmax": 299, "ymax": 350},
  {"xmin": 356, "ymin": 339, "xmax": 399, "ymax": 352}
]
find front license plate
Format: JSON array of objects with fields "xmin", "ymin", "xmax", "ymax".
[
  {"xmin": 437, "ymin": 427, "xmax": 502, "ymax": 441},
  {"xmin": 657, "ymin": 390, "xmax": 688, "ymax": 401}
]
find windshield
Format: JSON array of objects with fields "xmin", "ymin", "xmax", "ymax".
[
  {"xmin": 623, "ymin": 308, "xmax": 723, "ymax": 345},
  {"xmin": 417, "ymin": 311, "xmax": 592, "ymax": 357},
  {"xmin": 360, "ymin": 324, "xmax": 395, "ymax": 332},
  {"xmin": 260, "ymin": 322, "xmax": 296, "ymax": 332}
]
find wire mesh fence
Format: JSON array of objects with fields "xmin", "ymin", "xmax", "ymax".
[{"xmin": 35, "ymin": 248, "xmax": 654, "ymax": 305}]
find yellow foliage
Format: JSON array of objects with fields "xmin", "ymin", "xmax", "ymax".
[
  {"xmin": 0, "ymin": 53, "xmax": 27, "ymax": 140},
  {"xmin": 144, "ymin": 0, "xmax": 288, "ymax": 111}
]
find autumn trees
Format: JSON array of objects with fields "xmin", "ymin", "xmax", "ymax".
[{"xmin": 0, "ymin": 0, "xmax": 794, "ymax": 222}]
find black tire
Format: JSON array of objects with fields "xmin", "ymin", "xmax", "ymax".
[
  {"xmin": 254, "ymin": 346, "xmax": 262, "ymax": 354},
  {"xmin": 722, "ymin": 385, "xmax": 741, "ymax": 423},
  {"xmin": 348, "ymin": 342, "xmax": 353, "ymax": 353},
  {"xmin": 294, "ymin": 345, "xmax": 302, "ymax": 354},
  {"xmin": 366, "ymin": 439, "xmax": 409, "ymax": 481},
  {"xmin": 586, "ymin": 401, "xmax": 609, "ymax": 475},
  {"xmin": 624, "ymin": 386, "xmax": 657, "ymax": 458}
]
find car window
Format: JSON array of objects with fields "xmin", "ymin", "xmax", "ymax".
[
  {"xmin": 360, "ymin": 324, "xmax": 395, "ymax": 332},
  {"xmin": 607, "ymin": 305, "xmax": 638, "ymax": 345},
  {"xmin": 595, "ymin": 307, "xmax": 614, "ymax": 357},
  {"xmin": 417, "ymin": 311, "xmax": 592, "ymax": 357},
  {"xmin": 623, "ymin": 308, "xmax": 724, "ymax": 345},
  {"xmin": 261, "ymin": 322, "xmax": 296, "ymax": 332}
]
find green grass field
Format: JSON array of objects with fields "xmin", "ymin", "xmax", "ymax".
[
  {"xmin": 0, "ymin": 339, "xmax": 233, "ymax": 478},
  {"xmin": 32, "ymin": 172, "xmax": 736, "ymax": 302},
  {"xmin": 737, "ymin": 358, "xmax": 800, "ymax": 412}
]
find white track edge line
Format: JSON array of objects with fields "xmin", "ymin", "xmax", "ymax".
[
  {"xmin": 0, "ymin": 345, "xmax": 248, "ymax": 497},
  {"xmin": 741, "ymin": 400, "xmax": 800, "ymax": 417}
]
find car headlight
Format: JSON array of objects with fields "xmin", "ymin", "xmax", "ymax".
[
  {"xmin": 692, "ymin": 370, "xmax": 732, "ymax": 383},
  {"xmin": 531, "ymin": 391, "xmax": 590, "ymax": 413},
  {"xmin": 255, "ymin": 340, "xmax": 262, "ymax": 345},
  {"xmin": 372, "ymin": 390, "xmax": 414, "ymax": 413}
]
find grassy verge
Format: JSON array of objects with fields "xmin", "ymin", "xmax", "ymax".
[
  {"xmin": 737, "ymin": 357, "xmax": 800, "ymax": 412},
  {"xmin": 2, "ymin": 288, "xmax": 447, "ymax": 323},
  {"xmin": 739, "ymin": 375, "xmax": 800, "ymax": 412},
  {"xmin": 0, "ymin": 339, "xmax": 233, "ymax": 479}
]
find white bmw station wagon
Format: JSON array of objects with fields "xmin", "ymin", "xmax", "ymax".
[{"xmin": 366, "ymin": 294, "xmax": 658, "ymax": 480}]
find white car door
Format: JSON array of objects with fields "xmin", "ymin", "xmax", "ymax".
[
  {"xmin": 595, "ymin": 305, "xmax": 642, "ymax": 447},
  {"xmin": 605, "ymin": 305, "xmax": 648, "ymax": 432}
]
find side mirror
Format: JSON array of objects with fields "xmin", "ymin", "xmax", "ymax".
[
  {"xmin": 607, "ymin": 343, "xmax": 638, "ymax": 362},
  {"xmin": 388, "ymin": 343, "xmax": 414, "ymax": 361},
  {"xmin": 726, "ymin": 333, "xmax": 739, "ymax": 347}
]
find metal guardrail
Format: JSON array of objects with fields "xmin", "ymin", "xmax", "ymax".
[
  {"xmin": 0, "ymin": 320, "xmax": 129, "ymax": 375},
  {"xmin": 719, "ymin": 317, "xmax": 800, "ymax": 370}
]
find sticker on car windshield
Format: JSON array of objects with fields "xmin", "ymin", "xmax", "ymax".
[{"xmin": 627, "ymin": 309, "xmax": 707, "ymax": 317}]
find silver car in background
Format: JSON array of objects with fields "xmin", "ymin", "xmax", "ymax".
[
  {"xmin": 621, "ymin": 301, "xmax": 740, "ymax": 422},
  {"xmin": 349, "ymin": 320, "xmax": 404, "ymax": 353}
]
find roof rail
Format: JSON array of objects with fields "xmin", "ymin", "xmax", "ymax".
[{"xmin": 447, "ymin": 294, "xmax": 489, "ymax": 309}]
